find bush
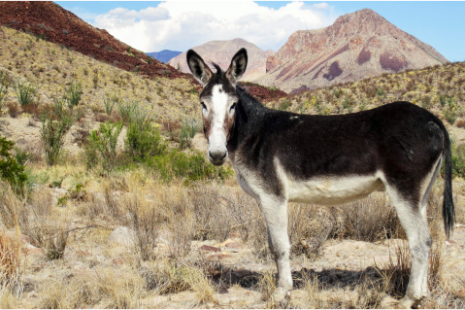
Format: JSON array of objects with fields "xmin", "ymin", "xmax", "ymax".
[
  {"xmin": 41, "ymin": 99, "xmax": 76, "ymax": 165},
  {"xmin": 62, "ymin": 80, "xmax": 82, "ymax": 109},
  {"xmin": 179, "ymin": 117, "xmax": 201, "ymax": 149},
  {"xmin": 450, "ymin": 142, "xmax": 465, "ymax": 178},
  {"xmin": 15, "ymin": 81, "xmax": 36, "ymax": 108},
  {"xmin": 85, "ymin": 121, "xmax": 123, "ymax": 169},
  {"xmin": 148, "ymin": 150, "xmax": 234, "ymax": 183},
  {"xmin": 125, "ymin": 113, "xmax": 168, "ymax": 161},
  {"xmin": 103, "ymin": 94, "xmax": 117, "ymax": 115},
  {"xmin": 117, "ymin": 99, "xmax": 138, "ymax": 123},
  {"xmin": 0, "ymin": 72, "xmax": 9, "ymax": 112},
  {"xmin": 0, "ymin": 136, "xmax": 28, "ymax": 192}
]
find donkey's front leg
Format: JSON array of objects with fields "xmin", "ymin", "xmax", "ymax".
[{"xmin": 260, "ymin": 195, "xmax": 292, "ymax": 302}]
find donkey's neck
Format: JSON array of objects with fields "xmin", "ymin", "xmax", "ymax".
[{"xmin": 227, "ymin": 86, "xmax": 268, "ymax": 154}]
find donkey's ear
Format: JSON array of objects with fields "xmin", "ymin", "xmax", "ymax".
[
  {"xmin": 226, "ymin": 48, "xmax": 248, "ymax": 85},
  {"xmin": 187, "ymin": 50, "xmax": 212, "ymax": 87}
]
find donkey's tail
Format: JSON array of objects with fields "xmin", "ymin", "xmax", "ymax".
[{"xmin": 441, "ymin": 124, "xmax": 455, "ymax": 239}]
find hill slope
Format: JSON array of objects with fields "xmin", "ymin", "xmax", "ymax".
[
  {"xmin": 147, "ymin": 50, "xmax": 182, "ymax": 64},
  {"xmin": 168, "ymin": 38, "xmax": 274, "ymax": 82},
  {"xmin": 0, "ymin": 26, "xmax": 199, "ymax": 120},
  {"xmin": 255, "ymin": 9, "xmax": 448, "ymax": 93},
  {"xmin": 0, "ymin": 1, "xmax": 187, "ymax": 79}
]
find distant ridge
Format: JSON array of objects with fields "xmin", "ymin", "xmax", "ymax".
[
  {"xmin": 147, "ymin": 50, "xmax": 182, "ymax": 64},
  {"xmin": 168, "ymin": 38, "xmax": 274, "ymax": 82},
  {"xmin": 255, "ymin": 8, "xmax": 448, "ymax": 93}
]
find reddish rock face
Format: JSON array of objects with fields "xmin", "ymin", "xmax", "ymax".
[
  {"xmin": 0, "ymin": 1, "xmax": 189, "ymax": 80},
  {"xmin": 255, "ymin": 8, "xmax": 448, "ymax": 93}
]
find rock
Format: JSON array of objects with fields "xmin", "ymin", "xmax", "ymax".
[
  {"xmin": 108, "ymin": 227, "xmax": 136, "ymax": 247},
  {"xmin": 200, "ymin": 245, "xmax": 219, "ymax": 252},
  {"xmin": 225, "ymin": 242, "xmax": 244, "ymax": 250},
  {"xmin": 113, "ymin": 257, "xmax": 125, "ymax": 266},
  {"xmin": 207, "ymin": 253, "xmax": 231, "ymax": 262},
  {"xmin": 16, "ymin": 138, "xmax": 27, "ymax": 145}
]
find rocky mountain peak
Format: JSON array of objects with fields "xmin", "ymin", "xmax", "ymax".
[{"xmin": 256, "ymin": 8, "xmax": 448, "ymax": 93}]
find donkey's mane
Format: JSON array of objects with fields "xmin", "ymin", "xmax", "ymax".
[{"xmin": 210, "ymin": 62, "xmax": 223, "ymax": 74}]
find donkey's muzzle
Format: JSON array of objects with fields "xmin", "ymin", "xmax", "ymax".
[{"xmin": 209, "ymin": 150, "xmax": 227, "ymax": 166}]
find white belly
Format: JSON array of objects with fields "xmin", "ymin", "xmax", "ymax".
[{"xmin": 288, "ymin": 175, "xmax": 384, "ymax": 205}]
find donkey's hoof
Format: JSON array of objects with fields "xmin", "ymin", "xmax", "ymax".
[
  {"xmin": 398, "ymin": 296, "xmax": 425, "ymax": 309},
  {"xmin": 272, "ymin": 287, "xmax": 291, "ymax": 306}
]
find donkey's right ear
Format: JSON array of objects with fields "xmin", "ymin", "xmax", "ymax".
[{"xmin": 187, "ymin": 50, "xmax": 212, "ymax": 87}]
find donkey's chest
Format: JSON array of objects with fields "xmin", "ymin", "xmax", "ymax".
[{"xmin": 287, "ymin": 174, "xmax": 384, "ymax": 205}]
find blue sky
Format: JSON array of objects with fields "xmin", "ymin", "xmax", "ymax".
[{"xmin": 56, "ymin": 1, "xmax": 464, "ymax": 62}]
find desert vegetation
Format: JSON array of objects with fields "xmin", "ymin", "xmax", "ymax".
[{"xmin": 1, "ymin": 24, "xmax": 465, "ymax": 308}]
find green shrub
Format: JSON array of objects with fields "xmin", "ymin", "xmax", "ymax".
[
  {"xmin": 85, "ymin": 121, "xmax": 123, "ymax": 169},
  {"xmin": 444, "ymin": 107, "xmax": 459, "ymax": 125},
  {"xmin": 63, "ymin": 80, "xmax": 82, "ymax": 109},
  {"xmin": 179, "ymin": 117, "xmax": 201, "ymax": 149},
  {"xmin": 15, "ymin": 81, "xmax": 36, "ymax": 107},
  {"xmin": 0, "ymin": 72, "xmax": 9, "ymax": 111},
  {"xmin": 103, "ymin": 94, "xmax": 117, "ymax": 115},
  {"xmin": 450, "ymin": 143, "xmax": 465, "ymax": 178},
  {"xmin": 117, "ymin": 99, "xmax": 138, "ymax": 123},
  {"xmin": 41, "ymin": 99, "xmax": 76, "ymax": 165},
  {"xmin": 0, "ymin": 136, "xmax": 28, "ymax": 192},
  {"xmin": 148, "ymin": 150, "xmax": 234, "ymax": 183},
  {"xmin": 125, "ymin": 113, "xmax": 168, "ymax": 161}
]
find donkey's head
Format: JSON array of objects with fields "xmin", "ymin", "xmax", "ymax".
[{"xmin": 187, "ymin": 48, "xmax": 248, "ymax": 166}]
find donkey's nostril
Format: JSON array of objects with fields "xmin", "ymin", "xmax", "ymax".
[{"xmin": 209, "ymin": 150, "xmax": 227, "ymax": 165}]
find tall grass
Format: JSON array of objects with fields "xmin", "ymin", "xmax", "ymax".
[
  {"xmin": 85, "ymin": 121, "xmax": 123, "ymax": 170},
  {"xmin": 179, "ymin": 116, "xmax": 201, "ymax": 149},
  {"xmin": 41, "ymin": 98, "xmax": 76, "ymax": 165},
  {"xmin": 15, "ymin": 81, "xmax": 36, "ymax": 107},
  {"xmin": 125, "ymin": 112, "xmax": 167, "ymax": 161},
  {"xmin": 63, "ymin": 80, "xmax": 82, "ymax": 109},
  {"xmin": 0, "ymin": 72, "xmax": 9, "ymax": 112}
]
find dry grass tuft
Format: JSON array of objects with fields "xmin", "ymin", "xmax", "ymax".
[
  {"xmin": 338, "ymin": 195, "xmax": 405, "ymax": 242},
  {"xmin": 184, "ymin": 266, "xmax": 216, "ymax": 304},
  {"xmin": 381, "ymin": 240, "xmax": 411, "ymax": 298},
  {"xmin": 0, "ymin": 233, "xmax": 20, "ymax": 284}
]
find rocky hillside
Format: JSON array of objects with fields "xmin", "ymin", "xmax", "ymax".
[
  {"xmin": 0, "ymin": 1, "xmax": 188, "ymax": 79},
  {"xmin": 0, "ymin": 2, "xmax": 287, "ymax": 104},
  {"xmin": 168, "ymin": 38, "xmax": 275, "ymax": 82},
  {"xmin": 255, "ymin": 9, "xmax": 448, "ymax": 93}
]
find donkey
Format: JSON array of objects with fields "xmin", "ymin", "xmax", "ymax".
[{"xmin": 187, "ymin": 48, "xmax": 455, "ymax": 308}]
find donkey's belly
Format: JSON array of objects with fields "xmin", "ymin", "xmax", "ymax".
[{"xmin": 288, "ymin": 174, "xmax": 384, "ymax": 205}]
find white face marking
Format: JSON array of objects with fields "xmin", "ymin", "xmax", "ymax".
[{"xmin": 208, "ymin": 84, "xmax": 229, "ymax": 157}]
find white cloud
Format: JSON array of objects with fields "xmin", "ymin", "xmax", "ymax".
[{"xmin": 92, "ymin": 1, "xmax": 338, "ymax": 53}]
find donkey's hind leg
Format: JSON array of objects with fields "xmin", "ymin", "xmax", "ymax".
[
  {"xmin": 385, "ymin": 185, "xmax": 433, "ymax": 309},
  {"xmin": 260, "ymin": 194, "xmax": 292, "ymax": 302}
]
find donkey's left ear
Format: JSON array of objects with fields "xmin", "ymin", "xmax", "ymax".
[{"xmin": 226, "ymin": 48, "xmax": 248, "ymax": 85}]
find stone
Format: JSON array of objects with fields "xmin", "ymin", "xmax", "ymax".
[
  {"xmin": 113, "ymin": 257, "xmax": 125, "ymax": 266},
  {"xmin": 225, "ymin": 242, "xmax": 244, "ymax": 250},
  {"xmin": 207, "ymin": 253, "xmax": 231, "ymax": 262},
  {"xmin": 200, "ymin": 245, "xmax": 219, "ymax": 252}
]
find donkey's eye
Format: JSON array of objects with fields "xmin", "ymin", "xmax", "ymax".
[
  {"xmin": 201, "ymin": 102, "xmax": 207, "ymax": 111},
  {"xmin": 230, "ymin": 102, "xmax": 237, "ymax": 112}
]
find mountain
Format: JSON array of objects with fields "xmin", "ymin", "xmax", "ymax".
[
  {"xmin": 167, "ymin": 38, "xmax": 275, "ymax": 82},
  {"xmin": 147, "ymin": 50, "xmax": 182, "ymax": 64},
  {"xmin": 0, "ymin": 1, "xmax": 188, "ymax": 79},
  {"xmin": 254, "ymin": 9, "xmax": 448, "ymax": 93}
]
